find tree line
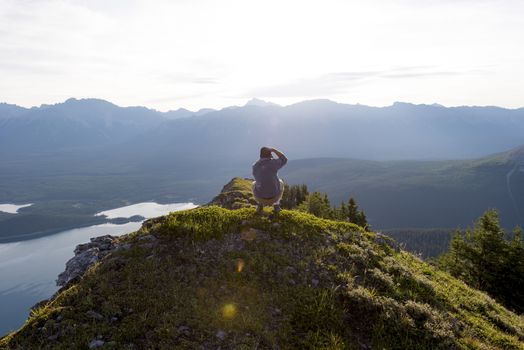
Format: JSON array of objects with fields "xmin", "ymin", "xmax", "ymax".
[
  {"xmin": 384, "ymin": 228, "xmax": 454, "ymax": 259},
  {"xmin": 280, "ymin": 183, "xmax": 369, "ymax": 230}
]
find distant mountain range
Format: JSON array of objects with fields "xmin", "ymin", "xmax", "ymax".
[
  {"xmin": 2, "ymin": 97, "xmax": 524, "ymax": 160},
  {"xmin": 0, "ymin": 98, "xmax": 215, "ymax": 155}
]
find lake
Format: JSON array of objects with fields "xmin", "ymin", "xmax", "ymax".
[
  {"xmin": 0, "ymin": 204, "xmax": 32, "ymax": 214},
  {"xmin": 95, "ymin": 202, "xmax": 195, "ymax": 219},
  {"xmin": 0, "ymin": 201, "xmax": 197, "ymax": 336}
]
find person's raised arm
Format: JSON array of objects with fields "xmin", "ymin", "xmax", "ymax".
[{"xmin": 271, "ymin": 148, "xmax": 287, "ymax": 166}]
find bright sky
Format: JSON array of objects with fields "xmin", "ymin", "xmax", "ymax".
[{"xmin": 1, "ymin": 0, "xmax": 523, "ymax": 111}]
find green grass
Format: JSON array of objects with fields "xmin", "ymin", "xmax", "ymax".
[
  {"xmin": 1, "ymin": 206, "xmax": 523, "ymax": 349},
  {"xmin": 206, "ymin": 177, "xmax": 258, "ymax": 209}
]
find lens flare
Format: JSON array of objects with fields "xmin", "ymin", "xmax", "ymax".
[
  {"xmin": 236, "ymin": 258, "xmax": 245, "ymax": 272},
  {"xmin": 222, "ymin": 303, "xmax": 237, "ymax": 319}
]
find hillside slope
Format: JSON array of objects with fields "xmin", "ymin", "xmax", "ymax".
[
  {"xmin": 281, "ymin": 146, "xmax": 524, "ymax": 229},
  {"xmin": 1, "ymin": 178, "xmax": 523, "ymax": 349}
]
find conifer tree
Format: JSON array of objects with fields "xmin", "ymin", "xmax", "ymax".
[
  {"xmin": 339, "ymin": 201, "xmax": 347, "ymax": 221},
  {"xmin": 347, "ymin": 198, "xmax": 359, "ymax": 223},
  {"xmin": 345, "ymin": 197, "xmax": 369, "ymax": 230},
  {"xmin": 298, "ymin": 192, "xmax": 332, "ymax": 219},
  {"xmin": 506, "ymin": 226, "xmax": 524, "ymax": 312},
  {"xmin": 281, "ymin": 183, "xmax": 309, "ymax": 209},
  {"xmin": 439, "ymin": 210, "xmax": 524, "ymax": 313},
  {"xmin": 297, "ymin": 184, "xmax": 309, "ymax": 205},
  {"xmin": 356, "ymin": 210, "xmax": 368, "ymax": 230},
  {"xmin": 281, "ymin": 184, "xmax": 369, "ymax": 229}
]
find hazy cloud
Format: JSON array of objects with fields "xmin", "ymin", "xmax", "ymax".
[
  {"xmin": 158, "ymin": 73, "xmax": 220, "ymax": 85},
  {"xmin": 247, "ymin": 67, "xmax": 476, "ymax": 98},
  {"xmin": 193, "ymin": 78, "xmax": 220, "ymax": 84}
]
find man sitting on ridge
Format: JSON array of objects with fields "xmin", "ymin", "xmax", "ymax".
[{"xmin": 252, "ymin": 147, "xmax": 288, "ymax": 214}]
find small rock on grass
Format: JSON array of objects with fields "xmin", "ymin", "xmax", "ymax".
[
  {"xmin": 86, "ymin": 310, "xmax": 104, "ymax": 321},
  {"xmin": 89, "ymin": 339, "xmax": 105, "ymax": 348},
  {"xmin": 178, "ymin": 325, "xmax": 191, "ymax": 335},
  {"xmin": 216, "ymin": 330, "xmax": 227, "ymax": 340}
]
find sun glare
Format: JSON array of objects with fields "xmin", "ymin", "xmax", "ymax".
[
  {"xmin": 236, "ymin": 259, "xmax": 245, "ymax": 273},
  {"xmin": 222, "ymin": 303, "xmax": 237, "ymax": 319}
]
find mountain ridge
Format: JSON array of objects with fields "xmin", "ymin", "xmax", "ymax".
[
  {"xmin": 2, "ymin": 97, "xmax": 524, "ymax": 159},
  {"xmin": 5, "ymin": 97, "xmax": 524, "ymax": 113}
]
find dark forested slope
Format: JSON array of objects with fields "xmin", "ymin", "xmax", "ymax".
[{"xmin": 281, "ymin": 146, "xmax": 524, "ymax": 229}]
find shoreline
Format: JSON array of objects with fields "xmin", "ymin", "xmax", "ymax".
[
  {"xmin": 0, "ymin": 219, "xmax": 109, "ymax": 244},
  {"xmin": 0, "ymin": 201, "xmax": 199, "ymax": 244}
]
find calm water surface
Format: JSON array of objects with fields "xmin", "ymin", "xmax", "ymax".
[{"xmin": 0, "ymin": 203, "xmax": 32, "ymax": 214}]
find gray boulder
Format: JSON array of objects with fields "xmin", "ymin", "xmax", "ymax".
[{"xmin": 56, "ymin": 235, "xmax": 117, "ymax": 287}]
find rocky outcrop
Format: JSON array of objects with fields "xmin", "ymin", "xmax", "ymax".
[
  {"xmin": 56, "ymin": 235, "xmax": 119, "ymax": 287},
  {"xmin": 56, "ymin": 178, "xmax": 256, "ymax": 289},
  {"xmin": 55, "ymin": 233, "xmax": 160, "ymax": 288}
]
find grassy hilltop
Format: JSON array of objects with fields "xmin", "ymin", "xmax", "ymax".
[{"xmin": 1, "ymin": 178, "xmax": 523, "ymax": 349}]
